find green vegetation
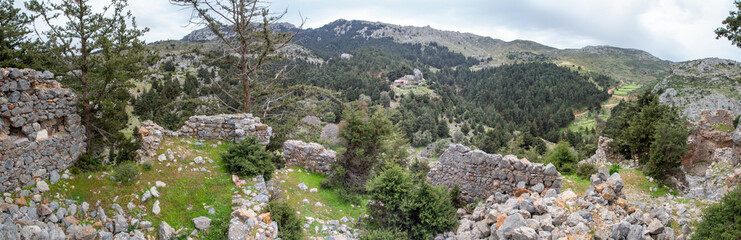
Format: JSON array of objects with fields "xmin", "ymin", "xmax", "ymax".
[
  {"xmin": 221, "ymin": 137, "xmax": 276, "ymax": 180},
  {"xmin": 268, "ymin": 200, "xmax": 304, "ymax": 240},
  {"xmin": 713, "ymin": 124, "xmax": 735, "ymax": 132},
  {"xmin": 274, "ymin": 166, "xmax": 367, "ymax": 238},
  {"xmin": 612, "ymin": 84, "xmax": 642, "ymax": 95},
  {"xmin": 327, "ymin": 107, "xmax": 393, "ymax": 194},
  {"xmin": 112, "ymin": 162, "xmax": 140, "ymax": 185},
  {"xmin": 693, "ymin": 188, "xmax": 741, "ymax": 239},
  {"xmin": 46, "ymin": 137, "xmax": 234, "ymax": 238},
  {"xmin": 27, "ymin": 0, "xmax": 155, "ymax": 160},
  {"xmin": 610, "ymin": 164, "xmax": 621, "ymax": 175},
  {"xmin": 715, "ymin": 0, "xmax": 741, "ymax": 49},
  {"xmin": 576, "ymin": 163, "xmax": 597, "ymax": 179},
  {"xmin": 364, "ymin": 164, "xmax": 458, "ymax": 240},
  {"xmin": 561, "ymin": 174, "xmax": 592, "ymax": 197},
  {"xmin": 545, "ymin": 141, "xmax": 579, "ymax": 174},
  {"xmin": 604, "ymin": 91, "xmax": 689, "ymax": 180}
]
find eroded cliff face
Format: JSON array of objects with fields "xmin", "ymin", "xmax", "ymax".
[{"xmin": 682, "ymin": 110, "xmax": 737, "ymax": 175}]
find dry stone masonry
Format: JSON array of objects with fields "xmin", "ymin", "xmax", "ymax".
[
  {"xmin": 282, "ymin": 140, "xmax": 337, "ymax": 175},
  {"xmin": 0, "ymin": 68, "xmax": 85, "ymax": 192},
  {"xmin": 178, "ymin": 114, "xmax": 272, "ymax": 143},
  {"xmin": 428, "ymin": 144, "xmax": 562, "ymax": 202},
  {"xmin": 137, "ymin": 114, "xmax": 271, "ymax": 158}
]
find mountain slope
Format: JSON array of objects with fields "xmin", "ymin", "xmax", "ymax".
[{"xmin": 653, "ymin": 58, "xmax": 741, "ymax": 121}]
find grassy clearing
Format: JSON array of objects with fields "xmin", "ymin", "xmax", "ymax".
[
  {"xmin": 274, "ymin": 166, "xmax": 366, "ymax": 237},
  {"xmin": 561, "ymin": 174, "xmax": 591, "ymax": 197},
  {"xmin": 46, "ymin": 137, "xmax": 235, "ymax": 239},
  {"xmin": 393, "ymin": 85, "xmax": 435, "ymax": 96},
  {"xmin": 619, "ymin": 168, "xmax": 677, "ymax": 198},
  {"xmin": 613, "ymin": 84, "xmax": 642, "ymax": 95}
]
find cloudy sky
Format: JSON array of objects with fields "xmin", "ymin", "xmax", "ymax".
[{"xmin": 20, "ymin": 0, "xmax": 741, "ymax": 62}]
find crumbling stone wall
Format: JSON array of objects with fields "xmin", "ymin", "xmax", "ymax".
[
  {"xmin": 137, "ymin": 114, "xmax": 271, "ymax": 158},
  {"xmin": 428, "ymin": 144, "xmax": 562, "ymax": 202},
  {"xmin": 282, "ymin": 140, "xmax": 336, "ymax": 175},
  {"xmin": 178, "ymin": 114, "xmax": 272, "ymax": 143},
  {"xmin": 0, "ymin": 68, "xmax": 85, "ymax": 192}
]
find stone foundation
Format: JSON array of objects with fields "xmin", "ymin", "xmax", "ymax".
[
  {"xmin": 428, "ymin": 144, "xmax": 562, "ymax": 202},
  {"xmin": 282, "ymin": 140, "xmax": 336, "ymax": 175},
  {"xmin": 178, "ymin": 114, "xmax": 272, "ymax": 143},
  {"xmin": 0, "ymin": 68, "xmax": 86, "ymax": 192},
  {"xmin": 137, "ymin": 114, "xmax": 272, "ymax": 158}
]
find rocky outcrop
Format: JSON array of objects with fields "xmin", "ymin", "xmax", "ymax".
[
  {"xmin": 436, "ymin": 167, "xmax": 683, "ymax": 240},
  {"xmin": 654, "ymin": 58, "xmax": 741, "ymax": 121},
  {"xmin": 282, "ymin": 140, "xmax": 337, "ymax": 175},
  {"xmin": 428, "ymin": 144, "xmax": 562, "ymax": 202},
  {"xmin": 682, "ymin": 110, "xmax": 737, "ymax": 175},
  {"xmin": 0, "ymin": 68, "xmax": 86, "ymax": 193},
  {"xmin": 580, "ymin": 136, "xmax": 626, "ymax": 166}
]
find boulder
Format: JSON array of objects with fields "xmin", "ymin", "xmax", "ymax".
[
  {"xmin": 193, "ymin": 216, "xmax": 212, "ymax": 230},
  {"xmin": 158, "ymin": 221, "xmax": 175, "ymax": 240}
]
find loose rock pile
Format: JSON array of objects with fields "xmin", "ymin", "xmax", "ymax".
[
  {"xmin": 428, "ymin": 144, "xmax": 562, "ymax": 202},
  {"xmin": 228, "ymin": 175, "xmax": 279, "ymax": 240},
  {"xmin": 436, "ymin": 166, "xmax": 684, "ymax": 240},
  {"xmin": 580, "ymin": 136, "xmax": 627, "ymax": 166},
  {"xmin": 0, "ymin": 68, "xmax": 86, "ymax": 193},
  {"xmin": 282, "ymin": 140, "xmax": 337, "ymax": 175}
]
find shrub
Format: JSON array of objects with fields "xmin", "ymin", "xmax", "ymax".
[
  {"xmin": 409, "ymin": 159, "xmax": 430, "ymax": 179},
  {"xmin": 734, "ymin": 115, "xmax": 740, "ymax": 129},
  {"xmin": 222, "ymin": 137, "xmax": 276, "ymax": 180},
  {"xmin": 365, "ymin": 164, "xmax": 458, "ymax": 240},
  {"xmin": 609, "ymin": 164, "xmax": 621, "ymax": 175},
  {"xmin": 545, "ymin": 141, "xmax": 578, "ymax": 174},
  {"xmin": 322, "ymin": 111, "xmax": 337, "ymax": 123},
  {"xmin": 141, "ymin": 161, "xmax": 153, "ymax": 171},
  {"xmin": 113, "ymin": 162, "xmax": 139, "ymax": 185},
  {"xmin": 693, "ymin": 188, "xmax": 741, "ymax": 239},
  {"xmin": 412, "ymin": 130, "xmax": 433, "ymax": 147},
  {"xmin": 450, "ymin": 185, "xmax": 464, "ymax": 208},
  {"xmin": 72, "ymin": 152, "xmax": 103, "ymax": 174},
  {"xmin": 268, "ymin": 200, "xmax": 304, "ymax": 240},
  {"xmin": 576, "ymin": 163, "xmax": 597, "ymax": 179}
]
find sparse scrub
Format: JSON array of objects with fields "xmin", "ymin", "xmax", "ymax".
[
  {"xmin": 112, "ymin": 162, "xmax": 139, "ymax": 185},
  {"xmin": 576, "ymin": 163, "xmax": 597, "ymax": 179}
]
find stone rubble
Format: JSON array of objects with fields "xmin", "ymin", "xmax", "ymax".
[
  {"xmin": 436, "ymin": 166, "xmax": 686, "ymax": 240},
  {"xmin": 228, "ymin": 175, "xmax": 279, "ymax": 240}
]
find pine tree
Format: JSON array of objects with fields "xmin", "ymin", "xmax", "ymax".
[{"xmin": 27, "ymin": 0, "xmax": 155, "ymax": 156}]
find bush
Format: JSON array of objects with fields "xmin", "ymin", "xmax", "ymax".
[
  {"xmin": 72, "ymin": 152, "xmax": 104, "ymax": 174},
  {"xmin": 113, "ymin": 162, "xmax": 139, "ymax": 185},
  {"xmin": 575, "ymin": 164, "xmax": 597, "ymax": 179},
  {"xmin": 609, "ymin": 164, "xmax": 621, "ymax": 175},
  {"xmin": 409, "ymin": 159, "xmax": 431, "ymax": 179},
  {"xmin": 365, "ymin": 164, "xmax": 458, "ymax": 240},
  {"xmin": 450, "ymin": 185, "xmax": 464, "ymax": 208},
  {"xmin": 222, "ymin": 137, "xmax": 276, "ymax": 180},
  {"xmin": 268, "ymin": 201, "xmax": 304, "ymax": 240},
  {"xmin": 693, "ymin": 188, "xmax": 741, "ymax": 239},
  {"xmin": 734, "ymin": 115, "xmax": 740, "ymax": 129},
  {"xmin": 141, "ymin": 161, "xmax": 153, "ymax": 171},
  {"xmin": 545, "ymin": 141, "xmax": 578, "ymax": 174},
  {"xmin": 322, "ymin": 111, "xmax": 337, "ymax": 123},
  {"xmin": 412, "ymin": 130, "xmax": 433, "ymax": 147}
]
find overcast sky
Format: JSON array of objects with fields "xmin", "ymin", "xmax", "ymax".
[{"xmin": 19, "ymin": 0, "xmax": 741, "ymax": 62}]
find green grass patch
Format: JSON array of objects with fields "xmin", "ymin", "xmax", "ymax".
[
  {"xmin": 274, "ymin": 166, "xmax": 367, "ymax": 237},
  {"xmin": 712, "ymin": 124, "xmax": 734, "ymax": 132},
  {"xmin": 619, "ymin": 169, "xmax": 677, "ymax": 198},
  {"xmin": 45, "ymin": 137, "xmax": 235, "ymax": 239},
  {"xmin": 613, "ymin": 84, "xmax": 642, "ymax": 95},
  {"xmin": 561, "ymin": 174, "xmax": 591, "ymax": 197}
]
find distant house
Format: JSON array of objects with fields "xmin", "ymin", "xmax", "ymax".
[{"xmin": 393, "ymin": 68, "xmax": 425, "ymax": 88}]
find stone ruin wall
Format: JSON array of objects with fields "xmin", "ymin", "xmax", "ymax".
[
  {"xmin": 0, "ymin": 68, "xmax": 85, "ymax": 192},
  {"xmin": 282, "ymin": 140, "xmax": 337, "ymax": 175},
  {"xmin": 137, "ymin": 114, "xmax": 272, "ymax": 158},
  {"xmin": 428, "ymin": 144, "xmax": 562, "ymax": 202}
]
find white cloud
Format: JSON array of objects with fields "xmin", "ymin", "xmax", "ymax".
[{"xmin": 17, "ymin": 0, "xmax": 741, "ymax": 61}]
